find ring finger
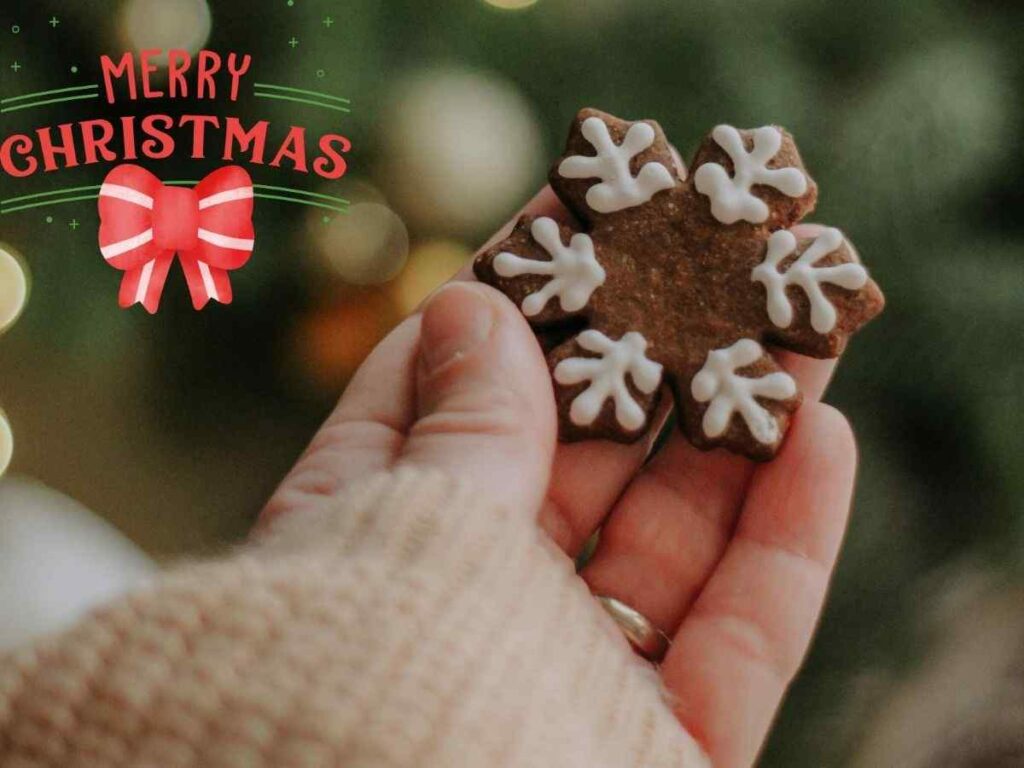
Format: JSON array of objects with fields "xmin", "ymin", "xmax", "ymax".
[{"xmin": 580, "ymin": 352, "xmax": 838, "ymax": 637}]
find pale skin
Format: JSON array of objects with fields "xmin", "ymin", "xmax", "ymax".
[{"xmin": 263, "ymin": 183, "xmax": 858, "ymax": 768}]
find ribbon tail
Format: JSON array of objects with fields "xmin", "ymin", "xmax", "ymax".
[
  {"xmin": 118, "ymin": 251, "xmax": 174, "ymax": 314},
  {"xmin": 179, "ymin": 251, "xmax": 233, "ymax": 310}
]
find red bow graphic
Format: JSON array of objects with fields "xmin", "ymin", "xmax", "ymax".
[{"xmin": 98, "ymin": 165, "xmax": 255, "ymax": 313}]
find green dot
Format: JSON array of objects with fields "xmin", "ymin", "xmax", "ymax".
[
  {"xmin": 322, "ymin": 215, "xmax": 330, "ymax": 224},
  {"xmin": 45, "ymin": 215, "xmax": 52, "ymax": 223},
  {"xmin": 287, "ymin": 0, "xmax": 294, "ymax": 5},
  {"xmin": 10, "ymin": 25, "xmax": 19, "ymax": 34},
  {"xmin": 70, "ymin": 65, "xmax": 78, "ymax": 74}
]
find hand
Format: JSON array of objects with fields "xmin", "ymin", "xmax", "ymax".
[{"xmin": 262, "ymin": 187, "xmax": 858, "ymax": 768}]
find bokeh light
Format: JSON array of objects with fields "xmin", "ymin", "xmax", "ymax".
[
  {"xmin": 380, "ymin": 68, "xmax": 543, "ymax": 237},
  {"xmin": 391, "ymin": 240, "xmax": 473, "ymax": 315},
  {"xmin": 0, "ymin": 411, "xmax": 11, "ymax": 477},
  {"xmin": 0, "ymin": 246, "xmax": 28, "ymax": 333},
  {"xmin": 288, "ymin": 292, "xmax": 395, "ymax": 392},
  {"xmin": 313, "ymin": 203, "xmax": 410, "ymax": 286},
  {"xmin": 121, "ymin": 0, "xmax": 212, "ymax": 58},
  {"xmin": 482, "ymin": 0, "xmax": 539, "ymax": 9}
]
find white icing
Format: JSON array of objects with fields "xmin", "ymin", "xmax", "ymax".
[
  {"xmin": 690, "ymin": 339, "xmax": 796, "ymax": 444},
  {"xmin": 752, "ymin": 228, "xmax": 869, "ymax": 334},
  {"xmin": 553, "ymin": 330, "xmax": 662, "ymax": 430},
  {"xmin": 557, "ymin": 117, "xmax": 675, "ymax": 213},
  {"xmin": 693, "ymin": 125, "xmax": 808, "ymax": 224},
  {"xmin": 493, "ymin": 217, "xmax": 606, "ymax": 317}
]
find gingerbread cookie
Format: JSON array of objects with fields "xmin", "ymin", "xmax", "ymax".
[{"xmin": 474, "ymin": 109, "xmax": 884, "ymax": 460}]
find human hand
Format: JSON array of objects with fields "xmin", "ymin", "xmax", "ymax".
[{"xmin": 262, "ymin": 187, "xmax": 858, "ymax": 768}]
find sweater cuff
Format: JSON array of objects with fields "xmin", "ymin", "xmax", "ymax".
[
  {"xmin": 251, "ymin": 466, "xmax": 525, "ymax": 567},
  {"xmin": 251, "ymin": 466, "xmax": 712, "ymax": 768},
  {"xmin": 0, "ymin": 467, "xmax": 711, "ymax": 768}
]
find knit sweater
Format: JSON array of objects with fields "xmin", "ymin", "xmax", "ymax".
[{"xmin": 0, "ymin": 468, "xmax": 710, "ymax": 768}]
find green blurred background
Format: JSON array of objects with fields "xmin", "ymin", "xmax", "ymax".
[{"xmin": 1, "ymin": 0, "xmax": 1022, "ymax": 765}]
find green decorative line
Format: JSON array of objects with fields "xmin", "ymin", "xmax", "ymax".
[
  {"xmin": 2, "ymin": 184, "xmax": 101, "ymax": 205},
  {"xmin": 1, "ymin": 83, "xmax": 99, "ymax": 104},
  {"xmin": 2, "ymin": 186, "xmax": 349, "ymax": 214},
  {"xmin": 255, "ymin": 183, "xmax": 348, "ymax": 204},
  {"xmin": 1, "ymin": 93, "xmax": 99, "ymax": 114},
  {"xmin": 252, "ymin": 193, "xmax": 347, "ymax": 212},
  {"xmin": 164, "ymin": 181, "xmax": 348, "ymax": 204},
  {"xmin": 252, "ymin": 82, "xmax": 350, "ymax": 104},
  {"xmin": 4, "ymin": 183, "xmax": 348, "ymax": 206},
  {"xmin": 253, "ymin": 91, "xmax": 350, "ymax": 113},
  {"xmin": 0, "ymin": 194, "xmax": 102, "ymax": 214}
]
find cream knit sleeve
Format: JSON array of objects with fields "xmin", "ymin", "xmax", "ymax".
[{"xmin": 0, "ymin": 468, "xmax": 710, "ymax": 768}]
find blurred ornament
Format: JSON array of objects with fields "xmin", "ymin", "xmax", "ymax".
[
  {"xmin": 312, "ymin": 202, "xmax": 410, "ymax": 286},
  {"xmin": 0, "ymin": 245, "xmax": 28, "ymax": 333},
  {"xmin": 391, "ymin": 240, "xmax": 473, "ymax": 316},
  {"xmin": 380, "ymin": 68, "xmax": 543, "ymax": 237},
  {"xmin": 287, "ymin": 292, "xmax": 396, "ymax": 392},
  {"xmin": 0, "ymin": 477, "xmax": 156, "ymax": 650},
  {"xmin": 121, "ymin": 0, "xmax": 212, "ymax": 59}
]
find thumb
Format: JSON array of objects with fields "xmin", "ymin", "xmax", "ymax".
[{"xmin": 398, "ymin": 282, "xmax": 557, "ymax": 517}]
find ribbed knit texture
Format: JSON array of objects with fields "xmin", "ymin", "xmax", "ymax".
[{"xmin": 0, "ymin": 468, "xmax": 710, "ymax": 768}]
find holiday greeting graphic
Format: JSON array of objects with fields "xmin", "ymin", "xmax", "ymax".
[
  {"xmin": 2, "ymin": 48, "xmax": 352, "ymax": 312},
  {"xmin": 99, "ymin": 164, "xmax": 254, "ymax": 313}
]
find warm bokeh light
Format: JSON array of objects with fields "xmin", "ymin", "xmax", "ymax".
[
  {"xmin": 482, "ymin": 0, "xmax": 539, "ymax": 8},
  {"xmin": 121, "ymin": 0, "xmax": 212, "ymax": 58},
  {"xmin": 0, "ymin": 247, "xmax": 27, "ymax": 333},
  {"xmin": 288, "ymin": 292, "xmax": 395, "ymax": 392},
  {"xmin": 0, "ymin": 411, "xmax": 11, "ymax": 477},
  {"xmin": 391, "ymin": 240, "xmax": 473, "ymax": 315},
  {"xmin": 380, "ymin": 68, "xmax": 543, "ymax": 237},
  {"xmin": 314, "ymin": 203, "xmax": 410, "ymax": 286}
]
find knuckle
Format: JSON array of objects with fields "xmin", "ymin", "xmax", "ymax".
[
  {"xmin": 693, "ymin": 607, "xmax": 799, "ymax": 687},
  {"xmin": 413, "ymin": 384, "xmax": 535, "ymax": 440},
  {"xmin": 262, "ymin": 419, "xmax": 405, "ymax": 521}
]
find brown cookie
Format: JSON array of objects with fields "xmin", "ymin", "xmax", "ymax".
[{"xmin": 474, "ymin": 108, "xmax": 884, "ymax": 460}]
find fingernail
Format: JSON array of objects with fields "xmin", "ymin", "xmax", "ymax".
[{"xmin": 420, "ymin": 283, "xmax": 495, "ymax": 372}]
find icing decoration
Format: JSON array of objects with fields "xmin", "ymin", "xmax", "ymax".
[
  {"xmin": 493, "ymin": 217, "xmax": 606, "ymax": 316},
  {"xmin": 475, "ymin": 111, "xmax": 885, "ymax": 459},
  {"xmin": 557, "ymin": 117, "xmax": 675, "ymax": 213},
  {"xmin": 690, "ymin": 339, "xmax": 796, "ymax": 444},
  {"xmin": 752, "ymin": 228, "xmax": 869, "ymax": 334},
  {"xmin": 693, "ymin": 125, "xmax": 807, "ymax": 224},
  {"xmin": 553, "ymin": 330, "xmax": 662, "ymax": 430}
]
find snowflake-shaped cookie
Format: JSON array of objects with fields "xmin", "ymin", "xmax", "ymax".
[{"xmin": 475, "ymin": 108, "xmax": 885, "ymax": 460}]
